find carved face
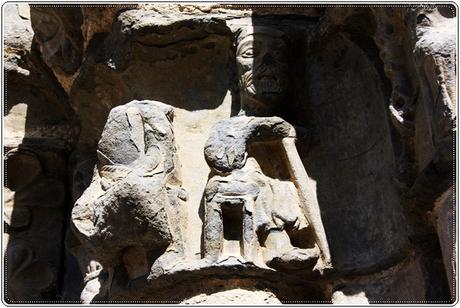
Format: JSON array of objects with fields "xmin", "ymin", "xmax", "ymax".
[
  {"xmin": 236, "ymin": 30, "xmax": 290, "ymax": 113},
  {"xmin": 30, "ymin": 8, "xmax": 83, "ymax": 75}
]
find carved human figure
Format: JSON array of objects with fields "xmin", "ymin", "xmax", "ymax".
[
  {"xmin": 235, "ymin": 26, "xmax": 290, "ymax": 116},
  {"xmin": 4, "ymin": 147, "xmax": 66, "ymax": 302},
  {"xmin": 203, "ymin": 26, "xmax": 331, "ymax": 271},
  {"xmin": 30, "ymin": 7, "xmax": 83, "ymax": 75},
  {"xmin": 408, "ymin": 7, "xmax": 456, "ymax": 295},
  {"xmin": 70, "ymin": 100, "xmax": 187, "ymax": 303}
]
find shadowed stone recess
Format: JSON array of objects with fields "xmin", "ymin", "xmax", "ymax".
[{"xmin": 3, "ymin": 4, "xmax": 456, "ymax": 304}]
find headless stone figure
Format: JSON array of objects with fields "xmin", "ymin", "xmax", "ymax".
[{"xmin": 70, "ymin": 100, "xmax": 187, "ymax": 303}]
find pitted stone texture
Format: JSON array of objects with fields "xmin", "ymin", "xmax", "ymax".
[
  {"xmin": 181, "ymin": 288, "xmax": 282, "ymax": 304},
  {"xmin": 70, "ymin": 8, "xmax": 234, "ymax": 149},
  {"xmin": 202, "ymin": 23, "xmax": 330, "ymax": 274},
  {"xmin": 4, "ymin": 146, "xmax": 69, "ymax": 303},
  {"xmin": 4, "ymin": 4, "xmax": 455, "ymax": 304},
  {"xmin": 4, "ymin": 3, "xmax": 76, "ymax": 303},
  {"xmin": 70, "ymin": 100, "xmax": 186, "ymax": 303},
  {"xmin": 432, "ymin": 188, "xmax": 455, "ymax": 296},
  {"xmin": 410, "ymin": 6, "xmax": 456, "ymax": 210},
  {"xmin": 30, "ymin": 6, "xmax": 83, "ymax": 76},
  {"xmin": 328, "ymin": 256, "xmax": 427, "ymax": 304},
  {"xmin": 204, "ymin": 116, "xmax": 294, "ymax": 173},
  {"xmin": 5, "ymin": 4, "xmax": 77, "ymax": 147}
]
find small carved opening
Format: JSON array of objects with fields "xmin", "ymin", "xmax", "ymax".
[
  {"xmin": 222, "ymin": 203, "xmax": 244, "ymax": 256},
  {"xmin": 222, "ymin": 204, "xmax": 243, "ymax": 241}
]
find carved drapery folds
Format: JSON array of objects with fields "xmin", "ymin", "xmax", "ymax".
[
  {"xmin": 202, "ymin": 25, "xmax": 331, "ymax": 272},
  {"xmin": 4, "ymin": 4, "xmax": 456, "ymax": 304},
  {"xmin": 70, "ymin": 100, "xmax": 186, "ymax": 303},
  {"xmin": 203, "ymin": 117, "xmax": 326, "ymax": 270}
]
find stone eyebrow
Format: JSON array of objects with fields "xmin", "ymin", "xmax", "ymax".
[{"xmin": 236, "ymin": 36, "xmax": 255, "ymax": 54}]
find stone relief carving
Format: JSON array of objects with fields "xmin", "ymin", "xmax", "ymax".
[
  {"xmin": 70, "ymin": 100, "xmax": 187, "ymax": 303},
  {"xmin": 203, "ymin": 26, "xmax": 331, "ymax": 271},
  {"xmin": 408, "ymin": 7, "xmax": 456, "ymax": 209},
  {"xmin": 4, "ymin": 146, "xmax": 67, "ymax": 302},
  {"xmin": 372, "ymin": 8, "xmax": 419, "ymax": 190},
  {"xmin": 30, "ymin": 7, "xmax": 84, "ymax": 76},
  {"xmin": 6, "ymin": 241, "xmax": 54, "ymax": 301},
  {"xmin": 4, "ymin": 4, "xmax": 455, "ymax": 304},
  {"xmin": 65, "ymin": 25, "xmax": 332, "ymax": 303},
  {"xmin": 408, "ymin": 6, "xmax": 456, "ymax": 296}
]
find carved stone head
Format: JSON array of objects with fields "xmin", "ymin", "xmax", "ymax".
[
  {"xmin": 236, "ymin": 26, "xmax": 290, "ymax": 116},
  {"xmin": 30, "ymin": 7, "xmax": 83, "ymax": 75}
]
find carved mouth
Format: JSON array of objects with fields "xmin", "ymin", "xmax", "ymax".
[
  {"xmin": 254, "ymin": 75, "xmax": 281, "ymax": 93},
  {"xmin": 240, "ymin": 72, "xmax": 283, "ymax": 95}
]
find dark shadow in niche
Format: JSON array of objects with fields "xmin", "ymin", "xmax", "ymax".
[
  {"xmin": 211, "ymin": 4, "xmax": 451, "ymax": 303},
  {"xmin": 29, "ymin": 6, "xmax": 84, "ymax": 76},
  {"xmin": 194, "ymin": 9, "xmax": 328, "ymax": 302},
  {"xmin": 221, "ymin": 203, "xmax": 244, "ymax": 245},
  {"xmin": 4, "ymin": 5, "xmax": 77, "ymax": 302},
  {"xmin": 299, "ymin": 22, "xmax": 411, "ymax": 274},
  {"xmin": 248, "ymin": 6, "xmax": 325, "ymax": 260},
  {"xmin": 295, "ymin": 7, "xmax": 450, "ymax": 303}
]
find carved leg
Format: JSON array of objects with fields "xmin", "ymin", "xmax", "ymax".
[
  {"xmin": 241, "ymin": 200, "xmax": 259, "ymax": 265},
  {"xmin": 263, "ymin": 229, "xmax": 295, "ymax": 258},
  {"xmin": 203, "ymin": 201, "xmax": 223, "ymax": 262}
]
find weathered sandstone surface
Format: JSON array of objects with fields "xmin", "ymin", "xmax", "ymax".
[{"xmin": 3, "ymin": 4, "xmax": 456, "ymax": 304}]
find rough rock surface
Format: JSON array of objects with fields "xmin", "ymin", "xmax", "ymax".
[
  {"xmin": 181, "ymin": 288, "xmax": 282, "ymax": 304},
  {"xmin": 3, "ymin": 3, "xmax": 456, "ymax": 304},
  {"xmin": 4, "ymin": 3, "xmax": 77, "ymax": 303}
]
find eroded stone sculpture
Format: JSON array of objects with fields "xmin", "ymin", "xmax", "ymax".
[
  {"xmin": 70, "ymin": 100, "xmax": 187, "ymax": 303},
  {"xmin": 6, "ymin": 240, "xmax": 54, "ymax": 301},
  {"xmin": 373, "ymin": 6, "xmax": 456, "ymax": 297},
  {"xmin": 4, "ymin": 145, "xmax": 68, "ymax": 302},
  {"xmin": 203, "ymin": 26, "xmax": 331, "ymax": 271},
  {"xmin": 4, "ymin": 4, "xmax": 456, "ymax": 304},
  {"xmin": 30, "ymin": 6, "xmax": 83, "ymax": 76}
]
